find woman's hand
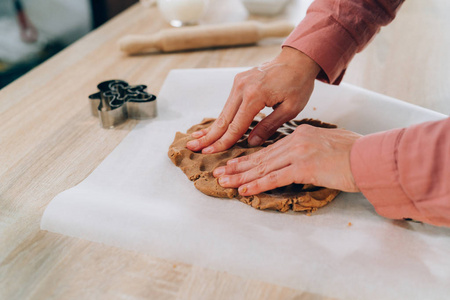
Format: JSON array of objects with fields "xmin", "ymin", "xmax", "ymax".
[
  {"xmin": 213, "ymin": 125, "xmax": 362, "ymax": 194},
  {"xmin": 186, "ymin": 47, "xmax": 321, "ymax": 154}
]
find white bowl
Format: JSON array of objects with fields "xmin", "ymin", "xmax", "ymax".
[{"xmin": 240, "ymin": 0, "xmax": 291, "ymax": 16}]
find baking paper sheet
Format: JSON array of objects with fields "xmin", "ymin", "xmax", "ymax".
[{"xmin": 41, "ymin": 68, "xmax": 450, "ymax": 300}]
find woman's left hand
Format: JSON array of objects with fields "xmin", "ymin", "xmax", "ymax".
[{"xmin": 213, "ymin": 125, "xmax": 362, "ymax": 195}]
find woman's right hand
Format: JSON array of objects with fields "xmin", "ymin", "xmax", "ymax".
[{"xmin": 186, "ymin": 47, "xmax": 321, "ymax": 154}]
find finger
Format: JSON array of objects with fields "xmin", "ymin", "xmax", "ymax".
[
  {"xmin": 213, "ymin": 141, "xmax": 287, "ymax": 178},
  {"xmin": 186, "ymin": 94, "xmax": 242, "ymax": 151},
  {"xmin": 186, "ymin": 71, "xmax": 251, "ymax": 152},
  {"xmin": 238, "ymin": 167, "xmax": 296, "ymax": 196},
  {"xmin": 248, "ymin": 101, "xmax": 299, "ymax": 146},
  {"xmin": 191, "ymin": 128, "xmax": 209, "ymax": 139},
  {"xmin": 223, "ymin": 133, "xmax": 292, "ymax": 168},
  {"xmin": 218, "ymin": 151, "xmax": 291, "ymax": 188},
  {"xmin": 202, "ymin": 101, "xmax": 262, "ymax": 154},
  {"xmin": 191, "ymin": 127, "xmax": 210, "ymax": 138}
]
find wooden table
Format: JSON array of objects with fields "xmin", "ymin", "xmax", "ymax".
[{"xmin": 1, "ymin": 1, "xmax": 448, "ymax": 299}]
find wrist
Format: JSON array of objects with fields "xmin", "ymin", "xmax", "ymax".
[
  {"xmin": 277, "ymin": 46, "xmax": 321, "ymax": 79},
  {"xmin": 347, "ymin": 137, "xmax": 361, "ymax": 193}
]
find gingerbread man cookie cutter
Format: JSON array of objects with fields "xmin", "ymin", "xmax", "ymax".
[{"xmin": 89, "ymin": 80, "xmax": 157, "ymax": 128}]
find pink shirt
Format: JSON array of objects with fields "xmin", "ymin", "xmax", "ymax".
[{"xmin": 283, "ymin": 0, "xmax": 450, "ymax": 226}]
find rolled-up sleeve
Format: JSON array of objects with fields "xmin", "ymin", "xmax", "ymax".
[
  {"xmin": 351, "ymin": 118, "xmax": 450, "ymax": 227},
  {"xmin": 283, "ymin": 0, "xmax": 404, "ymax": 84}
]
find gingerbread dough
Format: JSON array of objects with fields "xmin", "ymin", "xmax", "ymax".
[{"xmin": 168, "ymin": 117, "xmax": 340, "ymax": 213}]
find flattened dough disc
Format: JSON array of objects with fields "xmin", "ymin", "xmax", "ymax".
[{"xmin": 168, "ymin": 117, "xmax": 340, "ymax": 213}]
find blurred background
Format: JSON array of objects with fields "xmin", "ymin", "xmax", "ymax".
[
  {"xmin": 4, "ymin": 0, "xmax": 446, "ymax": 116},
  {"xmin": 0, "ymin": 0, "xmax": 138, "ymax": 89}
]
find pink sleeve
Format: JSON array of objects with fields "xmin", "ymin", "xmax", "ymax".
[
  {"xmin": 283, "ymin": 0, "xmax": 404, "ymax": 84},
  {"xmin": 350, "ymin": 118, "xmax": 450, "ymax": 226}
]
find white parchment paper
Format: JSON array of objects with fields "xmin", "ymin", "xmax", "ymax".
[{"xmin": 41, "ymin": 68, "xmax": 450, "ymax": 300}]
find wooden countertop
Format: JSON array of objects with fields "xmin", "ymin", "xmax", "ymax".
[{"xmin": 1, "ymin": 0, "xmax": 448, "ymax": 299}]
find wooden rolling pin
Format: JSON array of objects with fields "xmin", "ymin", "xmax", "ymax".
[{"xmin": 119, "ymin": 21, "xmax": 295, "ymax": 55}]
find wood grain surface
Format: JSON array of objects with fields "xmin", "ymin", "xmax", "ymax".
[{"xmin": 0, "ymin": 0, "xmax": 448, "ymax": 299}]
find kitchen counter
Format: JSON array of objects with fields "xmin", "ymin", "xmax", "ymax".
[{"xmin": 1, "ymin": 0, "xmax": 448, "ymax": 299}]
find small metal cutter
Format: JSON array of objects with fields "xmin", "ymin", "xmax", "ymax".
[{"xmin": 89, "ymin": 79, "xmax": 157, "ymax": 129}]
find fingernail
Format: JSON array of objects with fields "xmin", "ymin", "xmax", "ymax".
[
  {"xmin": 191, "ymin": 131, "xmax": 203, "ymax": 138},
  {"xmin": 203, "ymin": 146, "xmax": 213, "ymax": 154},
  {"xmin": 248, "ymin": 136, "xmax": 263, "ymax": 147},
  {"xmin": 227, "ymin": 158, "xmax": 238, "ymax": 165},
  {"xmin": 219, "ymin": 176, "xmax": 229, "ymax": 185},
  {"xmin": 187, "ymin": 140, "xmax": 199, "ymax": 149},
  {"xmin": 239, "ymin": 185, "xmax": 248, "ymax": 194},
  {"xmin": 213, "ymin": 167, "xmax": 225, "ymax": 177}
]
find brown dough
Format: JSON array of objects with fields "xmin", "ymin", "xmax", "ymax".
[{"xmin": 168, "ymin": 117, "xmax": 340, "ymax": 213}]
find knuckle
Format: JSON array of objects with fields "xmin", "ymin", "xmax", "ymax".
[
  {"xmin": 294, "ymin": 124, "xmax": 311, "ymax": 137},
  {"xmin": 235, "ymin": 108, "xmax": 253, "ymax": 123},
  {"xmin": 251, "ymin": 181, "xmax": 261, "ymax": 192},
  {"xmin": 235, "ymin": 72, "xmax": 246, "ymax": 80},
  {"xmin": 215, "ymin": 115, "xmax": 227, "ymax": 129},
  {"xmin": 213, "ymin": 139, "xmax": 225, "ymax": 150},
  {"xmin": 243, "ymin": 86, "xmax": 260, "ymax": 100},
  {"xmin": 233, "ymin": 74, "xmax": 245, "ymax": 89},
  {"xmin": 236, "ymin": 173, "xmax": 247, "ymax": 185},
  {"xmin": 298, "ymin": 124, "xmax": 314, "ymax": 133},
  {"xmin": 282, "ymin": 101, "xmax": 295, "ymax": 111},
  {"xmin": 251, "ymin": 154, "xmax": 263, "ymax": 166},
  {"xmin": 267, "ymin": 172, "xmax": 278, "ymax": 183},
  {"xmin": 234, "ymin": 155, "xmax": 249, "ymax": 163},
  {"xmin": 256, "ymin": 163, "xmax": 266, "ymax": 176},
  {"xmin": 256, "ymin": 147, "xmax": 268, "ymax": 156},
  {"xmin": 226, "ymin": 162, "xmax": 239, "ymax": 173},
  {"xmin": 227, "ymin": 122, "xmax": 241, "ymax": 135},
  {"xmin": 258, "ymin": 120, "xmax": 276, "ymax": 134},
  {"xmin": 198, "ymin": 136, "xmax": 209, "ymax": 147},
  {"xmin": 302, "ymin": 174, "xmax": 318, "ymax": 186},
  {"xmin": 233, "ymin": 74, "xmax": 241, "ymax": 83}
]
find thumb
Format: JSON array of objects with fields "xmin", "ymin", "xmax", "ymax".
[{"xmin": 248, "ymin": 103, "xmax": 298, "ymax": 146}]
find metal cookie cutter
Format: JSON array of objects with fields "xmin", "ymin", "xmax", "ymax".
[{"xmin": 89, "ymin": 79, "xmax": 157, "ymax": 128}]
